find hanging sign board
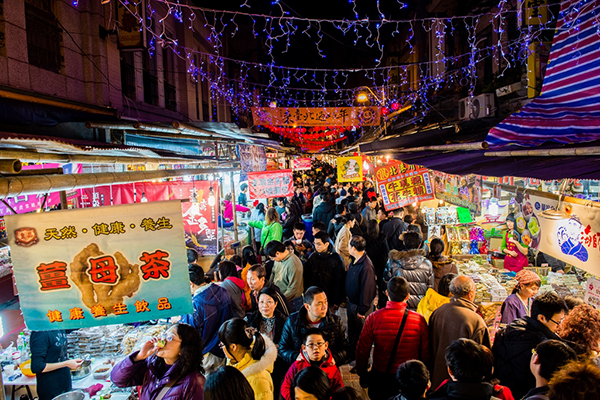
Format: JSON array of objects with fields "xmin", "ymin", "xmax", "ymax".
[
  {"xmin": 292, "ymin": 158, "xmax": 312, "ymax": 170},
  {"xmin": 248, "ymin": 169, "xmax": 294, "ymax": 199},
  {"xmin": 237, "ymin": 144, "xmax": 267, "ymax": 181},
  {"xmin": 337, "ymin": 156, "xmax": 364, "ymax": 183},
  {"xmin": 116, "ymin": 0, "xmax": 146, "ymax": 50},
  {"xmin": 585, "ymin": 277, "xmax": 600, "ymax": 308},
  {"xmin": 251, "ymin": 106, "xmax": 381, "ymax": 127},
  {"xmin": 5, "ymin": 201, "xmax": 193, "ymax": 331},
  {"xmin": 375, "ymin": 161, "xmax": 434, "ymax": 211},
  {"xmin": 433, "ymin": 171, "xmax": 483, "ymax": 216}
]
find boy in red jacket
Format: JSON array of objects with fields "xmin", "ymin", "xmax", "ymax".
[{"xmin": 281, "ymin": 328, "xmax": 344, "ymax": 400}]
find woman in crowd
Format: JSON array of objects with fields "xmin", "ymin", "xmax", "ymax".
[
  {"xmin": 557, "ymin": 304, "xmax": 600, "ymax": 360},
  {"xmin": 427, "ymin": 238, "xmax": 457, "ymax": 292},
  {"xmin": 205, "ymin": 366, "xmax": 255, "ymax": 400},
  {"xmin": 548, "ymin": 361, "xmax": 600, "ymax": 400},
  {"xmin": 221, "ymin": 193, "xmax": 251, "ymax": 227},
  {"xmin": 291, "ymin": 366, "xmax": 333, "ymax": 400},
  {"xmin": 248, "ymin": 207, "xmax": 283, "ymax": 253},
  {"xmin": 240, "ymin": 246, "xmax": 258, "ymax": 311},
  {"xmin": 218, "ymin": 260, "xmax": 247, "ymax": 319},
  {"xmin": 501, "ymin": 213, "xmax": 529, "ymax": 272},
  {"xmin": 335, "ymin": 215, "xmax": 355, "ymax": 269},
  {"xmin": 500, "ymin": 269, "xmax": 541, "ymax": 324},
  {"xmin": 364, "ymin": 219, "xmax": 390, "ymax": 308},
  {"xmin": 218, "ymin": 318, "xmax": 278, "ymax": 400},
  {"xmin": 250, "ymin": 203, "xmax": 266, "ymax": 253},
  {"xmin": 282, "ymin": 203, "xmax": 300, "ymax": 239},
  {"xmin": 417, "ymin": 272, "xmax": 456, "ymax": 323},
  {"xmin": 111, "ymin": 323, "xmax": 205, "ymax": 400}
]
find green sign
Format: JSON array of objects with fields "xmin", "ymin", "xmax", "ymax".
[{"xmin": 457, "ymin": 207, "xmax": 473, "ymax": 223}]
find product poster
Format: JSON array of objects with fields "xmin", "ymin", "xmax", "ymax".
[
  {"xmin": 337, "ymin": 156, "xmax": 364, "ymax": 183},
  {"xmin": 511, "ymin": 192, "xmax": 558, "ymax": 250},
  {"xmin": 375, "ymin": 161, "xmax": 434, "ymax": 211},
  {"xmin": 585, "ymin": 277, "xmax": 600, "ymax": 309},
  {"xmin": 433, "ymin": 171, "xmax": 483, "ymax": 216},
  {"xmin": 6, "ymin": 201, "xmax": 193, "ymax": 331},
  {"xmin": 248, "ymin": 169, "xmax": 294, "ymax": 199},
  {"xmin": 292, "ymin": 158, "xmax": 312, "ymax": 170},
  {"xmin": 237, "ymin": 144, "xmax": 267, "ymax": 181}
]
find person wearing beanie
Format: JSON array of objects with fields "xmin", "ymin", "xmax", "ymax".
[{"xmin": 500, "ymin": 269, "xmax": 541, "ymax": 325}]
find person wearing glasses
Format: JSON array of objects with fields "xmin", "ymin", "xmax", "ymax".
[
  {"xmin": 218, "ymin": 318, "xmax": 277, "ymax": 400},
  {"xmin": 492, "ymin": 291, "xmax": 568, "ymax": 399},
  {"xmin": 111, "ymin": 323, "xmax": 205, "ymax": 400},
  {"xmin": 280, "ymin": 328, "xmax": 344, "ymax": 400}
]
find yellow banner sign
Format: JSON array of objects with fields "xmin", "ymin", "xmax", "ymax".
[
  {"xmin": 117, "ymin": 0, "xmax": 146, "ymax": 50},
  {"xmin": 337, "ymin": 156, "xmax": 364, "ymax": 183},
  {"xmin": 252, "ymin": 107, "xmax": 381, "ymax": 127}
]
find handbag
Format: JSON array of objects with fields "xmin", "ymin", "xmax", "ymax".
[{"xmin": 365, "ymin": 307, "xmax": 410, "ymax": 388}]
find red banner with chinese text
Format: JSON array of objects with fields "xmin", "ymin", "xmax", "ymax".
[
  {"xmin": 375, "ymin": 161, "xmax": 435, "ymax": 211},
  {"xmin": 248, "ymin": 169, "xmax": 294, "ymax": 199}
]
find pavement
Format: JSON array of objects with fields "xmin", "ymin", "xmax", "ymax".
[{"xmin": 337, "ymin": 307, "xmax": 369, "ymax": 397}]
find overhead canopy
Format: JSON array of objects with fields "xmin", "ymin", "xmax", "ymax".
[{"xmin": 487, "ymin": 0, "xmax": 600, "ymax": 148}]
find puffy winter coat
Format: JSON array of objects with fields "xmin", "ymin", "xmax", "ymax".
[
  {"xmin": 280, "ymin": 350, "xmax": 344, "ymax": 400},
  {"xmin": 355, "ymin": 301, "xmax": 429, "ymax": 375},
  {"xmin": 416, "ymin": 288, "xmax": 450, "ymax": 323},
  {"xmin": 335, "ymin": 225, "xmax": 353, "ymax": 268},
  {"xmin": 111, "ymin": 352, "xmax": 205, "ymax": 400},
  {"xmin": 279, "ymin": 306, "xmax": 349, "ymax": 366},
  {"xmin": 384, "ymin": 249, "xmax": 434, "ymax": 310},
  {"xmin": 303, "ymin": 246, "xmax": 346, "ymax": 306},
  {"xmin": 429, "ymin": 256, "xmax": 458, "ymax": 292},
  {"xmin": 492, "ymin": 317, "xmax": 561, "ymax": 400},
  {"xmin": 229, "ymin": 334, "xmax": 278, "ymax": 400},
  {"xmin": 313, "ymin": 201, "xmax": 337, "ymax": 228}
]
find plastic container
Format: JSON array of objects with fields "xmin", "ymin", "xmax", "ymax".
[{"xmin": 301, "ymin": 214, "xmax": 313, "ymax": 241}]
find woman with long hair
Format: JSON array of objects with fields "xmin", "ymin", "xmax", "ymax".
[
  {"xmin": 557, "ymin": 304, "xmax": 600, "ymax": 359},
  {"xmin": 427, "ymin": 238, "xmax": 458, "ymax": 292},
  {"xmin": 282, "ymin": 203, "xmax": 300, "ymax": 239},
  {"xmin": 249, "ymin": 207, "xmax": 283, "ymax": 253},
  {"xmin": 111, "ymin": 323, "xmax": 205, "ymax": 400},
  {"xmin": 501, "ymin": 213, "xmax": 529, "ymax": 272},
  {"xmin": 240, "ymin": 246, "xmax": 259, "ymax": 311},
  {"xmin": 290, "ymin": 366, "xmax": 332, "ymax": 400},
  {"xmin": 218, "ymin": 318, "xmax": 278, "ymax": 400}
]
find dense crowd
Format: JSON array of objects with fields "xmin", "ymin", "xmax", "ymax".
[{"xmin": 31, "ymin": 161, "xmax": 600, "ymax": 400}]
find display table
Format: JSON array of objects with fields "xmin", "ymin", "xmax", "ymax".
[{"xmin": 2, "ymin": 357, "xmax": 130, "ymax": 400}]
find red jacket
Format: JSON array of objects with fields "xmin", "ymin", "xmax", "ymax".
[
  {"xmin": 280, "ymin": 350, "xmax": 344, "ymax": 400},
  {"xmin": 356, "ymin": 301, "xmax": 429, "ymax": 375}
]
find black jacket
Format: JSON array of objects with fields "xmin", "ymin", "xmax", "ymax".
[
  {"xmin": 384, "ymin": 249, "xmax": 434, "ymax": 310},
  {"xmin": 278, "ymin": 306, "xmax": 349, "ymax": 365},
  {"xmin": 303, "ymin": 245, "xmax": 346, "ymax": 306},
  {"xmin": 246, "ymin": 309, "xmax": 287, "ymax": 345},
  {"xmin": 345, "ymin": 254, "xmax": 377, "ymax": 315},
  {"xmin": 282, "ymin": 213, "xmax": 299, "ymax": 239},
  {"xmin": 365, "ymin": 234, "xmax": 390, "ymax": 287},
  {"xmin": 429, "ymin": 381, "xmax": 500, "ymax": 400},
  {"xmin": 492, "ymin": 316, "xmax": 562, "ymax": 400},
  {"xmin": 380, "ymin": 217, "xmax": 407, "ymax": 250},
  {"xmin": 313, "ymin": 201, "xmax": 337, "ymax": 228},
  {"xmin": 250, "ymin": 281, "xmax": 292, "ymax": 317},
  {"xmin": 327, "ymin": 214, "xmax": 345, "ymax": 241}
]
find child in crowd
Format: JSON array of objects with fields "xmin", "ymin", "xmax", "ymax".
[{"xmin": 281, "ymin": 328, "xmax": 344, "ymax": 400}]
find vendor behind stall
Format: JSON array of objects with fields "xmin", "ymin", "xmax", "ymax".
[
  {"xmin": 500, "ymin": 269, "xmax": 541, "ymax": 324},
  {"xmin": 30, "ymin": 329, "xmax": 83, "ymax": 400},
  {"xmin": 501, "ymin": 213, "xmax": 529, "ymax": 272}
]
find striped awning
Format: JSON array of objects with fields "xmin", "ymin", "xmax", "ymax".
[{"xmin": 487, "ymin": 0, "xmax": 600, "ymax": 147}]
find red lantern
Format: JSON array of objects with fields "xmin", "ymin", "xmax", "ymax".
[
  {"xmin": 381, "ymin": 107, "xmax": 389, "ymax": 116},
  {"xmin": 391, "ymin": 102, "xmax": 400, "ymax": 111}
]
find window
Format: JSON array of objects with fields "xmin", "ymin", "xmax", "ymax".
[
  {"xmin": 25, "ymin": 0, "xmax": 62, "ymax": 73},
  {"xmin": 142, "ymin": 31, "xmax": 158, "ymax": 106},
  {"xmin": 120, "ymin": 52, "xmax": 135, "ymax": 99},
  {"xmin": 162, "ymin": 40, "xmax": 176, "ymax": 112}
]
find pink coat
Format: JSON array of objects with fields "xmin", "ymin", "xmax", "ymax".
[{"xmin": 223, "ymin": 200, "xmax": 250, "ymax": 222}]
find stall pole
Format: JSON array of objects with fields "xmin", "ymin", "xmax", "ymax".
[
  {"xmin": 219, "ymin": 177, "xmax": 226, "ymax": 252},
  {"xmin": 230, "ymin": 171, "xmax": 239, "ymax": 242}
]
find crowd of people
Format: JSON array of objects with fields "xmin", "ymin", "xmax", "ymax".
[{"xmin": 32, "ymin": 161, "xmax": 600, "ymax": 400}]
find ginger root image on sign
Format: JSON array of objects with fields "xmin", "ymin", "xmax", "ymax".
[{"xmin": 70, "ymin": 243, "xmax": 141, "ymax": 315}]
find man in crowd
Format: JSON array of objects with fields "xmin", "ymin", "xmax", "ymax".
[
  {"xmin": 304, "ymin": 231, "xmax": 346, "ymax": 313},
  {"xmin": 428, "ymin": 339, "xmax": 498, "ymax": 400},
  {"xmin": 377, "ymin": 207, "xmax": 389, "ymax": 230},
  {"xmin": 181, "ymin": 264, "xmax": 233, "ymax": 373},
  {"xmin": 279, "ymin": 286, "xmax": 349, "ymax": 366},
  {"xmin": 356, "ymin": 277, "xmax": 429, "ymax": 400},
  {"xmin": 345, "ymin": 235, "xmax": 377, "ymax": 359},
  {"xmin": 265, "ymin": 240, "xmax": 304, "ymax": 311},
  {"xmin": 381, "ymin": 207, "xmax": 407, "ymax": 250},
  {"xmin": 288, "ymin": 222, "xmax": 314, "ymax": 262},
  {"xmin": 328, "ymin": 204, "xmax": 346, "ymax": 241},
  {"xmin": 313, "ymin": 192, "xmax": 337, "ymax": 228},
  {"xmin": 361, "ymin": 190, "xmax": 378, "ymax": 223},
  {"xmin": 246, "ymin": 263, "xmax": 291, "ymax": 316},
  {"xmin": 429, "ymin": 276, "xmax": 491, "ymax": 387},
  {"xmin": 238, "ymin": 183, "xmax": 248, "ymax": 207},
  {"xmin": 523, "ymin": 340, "xmax": 577, "ymax": 400},
  {"xmin": 493, "ymin": 291, "xmax": 568, "ymax": 399}
]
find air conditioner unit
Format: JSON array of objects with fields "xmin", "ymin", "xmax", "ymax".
[{"xmin": 458, "ymin": 94, "xmax": 495, "ymax": 120}]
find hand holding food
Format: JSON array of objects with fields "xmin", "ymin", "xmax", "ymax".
[
  {"xmin": 65, "ymin": 359, "xmax": 84, "ymax": 370},
  {"xmin": 135, "ymin": 338, "xmax": 159, "ymax": 361}
]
